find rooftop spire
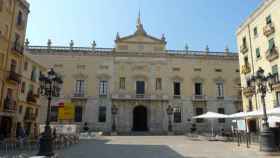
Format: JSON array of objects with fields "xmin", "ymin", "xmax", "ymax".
[{"xmin": 135, "ymin": 9, "xmax": 146, "ymax": 35}]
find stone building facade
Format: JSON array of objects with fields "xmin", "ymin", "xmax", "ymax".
[
  {"xmin": 28, "ymin": 16, "xmax": 241, "ymax": 134},
  {"xmin": 237, "ymin": 0, "xmax": 280, "ymax": 132}
]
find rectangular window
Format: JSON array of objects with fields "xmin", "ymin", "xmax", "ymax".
[
  {"xmin": 99, "ymin": 80, "xmax": 108, "ymax": 96},
  {"xmin": 155, "ymin": 78, "xmax": 162, "ymax": 90},
  {"xmin": 253, "ymin": 27, "xmax": 258, "ymax": 37},
  {"xmin": 136, "ymin": 81, "xmax": 145, "ymax": 95},
  {"xmin": 75, "ymin": 106, "xmax": 83, "ymax": 122},
  {"xmin": 119, "ymin": 77, "xmax": 125, "ymax": 89},
  {"xmin": 18, "ymin": 106, "xmax": 23, "ymax": 114},
  {"xmin": 248, "ymin": 98, "xmax": 253, "ymax": 112},
  {"xmin": 196, "ymin": 108, "xmax": 204, "ymax": 123},
  {"xmin": 256, "ymin": 48, "xmax": 260, "ymax": 58},
  {"xmin": 21, "ymin": 82, "xmax": 25, "ymax": 93},
  {"xmin": 272, "ymin": 65, "xmax": 279, "ymax": 83},
  {"xmin": 173, "ymin": 107, "xmax": 182, "ymax": 123},
  {"xmin": 244, "ymin": 56, "xmax": 249, "ymax": 65},
  {"xmin": 266, "ymin": 15, "xmax": 272, "ymax": 25},
  {"xmin": 217, "ymin": 82, "xmax": 224, "ymax": 97},
  {"xmin": 242, "ymin": 37, "xmax": 247, "ymax": 47},
  {"xmin": 195, "ymin": 83, "xmax": 202, "ymax": 95},
  {"xmin": 218, "ymin": 108, "xmax": 225, "ymax": 123},
  {"xmin": 215, "ymin": 69, "xmax": 222, "ymax": 72},
  {"xmin": 98, "ymin": 106, "xmax": 106, "ymax": 122},
  {"xmin": 10, "ymin": 59, "xmax": 17, "ymax": 72},
  {"xmin": 75, "ymin": 80, "xmax": 85, "ymax": 95},
  {"xmin": 16, "ymin": 11, "xmax": 23, "ymax": 26},
  {"xmin": 173, "ymin": 81, "xmax": 181, "ymax": 96},
  {"xmin": 31, "ymin": 66, "xmax": 37, "ymax": 81},
  {"xmin": 268, "ymin": 38, "xmax": 275, "ymax": 51},
  {"xmin": 14, "ymin": 33, "xmax": 20, "ymax": 46}
]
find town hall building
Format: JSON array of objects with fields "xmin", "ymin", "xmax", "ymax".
[{"xmin": 26, "ymin": 15, "xmax": 241, "ymax": 134}]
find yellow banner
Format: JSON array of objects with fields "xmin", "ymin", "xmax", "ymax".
[{"xmin": 58, "ymin": 102, "xmax": 75, "ymax": 120}]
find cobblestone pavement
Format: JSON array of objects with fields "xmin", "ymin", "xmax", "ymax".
[{"xmin": 1, "ymin": 136, "xmax": 279, "ymax": 158}]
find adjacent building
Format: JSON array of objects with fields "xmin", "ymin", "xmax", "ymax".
[
  {"xmin": 27, "ymin": 15, "xmax": 242, "ymax": 134},
  {"xmin": 237, "ymin": 0, "xmax": 280, "ymax": 132},
  {"xmin": 0, "ymin": 0, "xmax": 30, "ymax": 138}
]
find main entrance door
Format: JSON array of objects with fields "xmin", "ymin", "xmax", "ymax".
[{"xmin": 133, "ymin": 106, "xmax": 148, "ymax": 131}]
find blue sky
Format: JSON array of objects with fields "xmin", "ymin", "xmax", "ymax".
[{"xmin": 26, "ymin": 0, "xmax": 262, "ymax": 52}]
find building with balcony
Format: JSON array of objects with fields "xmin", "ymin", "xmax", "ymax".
[
  {"xmin": 27, "ymin": 14, "xmax": 241, "ymax": 134},
  {"xmin": 0, "ymin": 0, "xmax": 30, "ymax": 139},
  {"xmin": 237, "ymin": 0, "xmax": 280, "ymax": 132}
]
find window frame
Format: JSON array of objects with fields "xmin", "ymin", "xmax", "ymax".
[
  {"xmin": 98, "ymin": 106, "xmax": 106, "ymax": 123},
  {"xmin": 194, "ymin": 82, "xmax": 203, "ymax": 96},
  {"xmin": 155, "ymin": 78, "xmax": 162, "ymax": 90},
  {"xmin": 75, "ymin": 80, "xmax": 85, "ymax": 95},
  {"xmin": 119, "ymin": 77, "xmax": 126, "ymax": 90},
  {"xmin": 216, "ymin": 82, "xmax": 224, "ymax": 97},
  {"xmin": 256, "ymin": 48, "xmax": 260, "ymax": 58},
  {"xmin": 136, "ymin": 80, "xmax": 145, "ymax": 95},
  {"xmin": 173, "ymin": 107, "xmax": 182, "ymax": 123},
  {"xmin": 99, "ymin": 80, "xmax": 108, "ymax": 96},
  {"xmin": 173, "ymin": 81, "xmax": 181, "ymax": 97}
]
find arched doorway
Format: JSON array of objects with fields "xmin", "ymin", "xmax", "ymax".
[{"xmin": 133, "ymin": 106, "xmax": 148, "ymax": 131}]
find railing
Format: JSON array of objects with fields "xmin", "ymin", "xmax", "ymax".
[
  {"xmin": 111, "ymin": 93, "xmax": 169, "ymax": 100},
  {"xmin": 240, "ymin": 44, "xmax": 248, "ymax": 54},
  {"xmin": 263, "ymin": 23, "xmax": 275, "ymax": 37},
  {"xmin": 26, "ymin": 45, "xmax": 237, "ymax": 57},
  {"xmin": 192, "ymin": 95, "xmax": 207, "ymax": 101},
  {"xmin": 27, "ymin": 92, "xmax": 37, "ymax": 103},
  {"xmin": 73, "ymin": 92, "xmax": 85, "ymax": 98},
  {"xmin": 3, "ymin": 97, "xmax": 17, "ymax": 113},
  {"xmin": 12, "ymin": 42, "xmax": 24, "ymax": 54},
  {"xmin": 243, "ymin": 87, "xmax": 255, "ymax": 97},
  {"xmin": 24, "ymin": 113, "xmax": 37, "ymax": 121},
  {"xmin": 241, "ymin": 64, "xmax": 251, "ymax": 74},
  {"xmin": 7, "ymin": 71, "xmax": 21, "ymax": 83},
  {"xmin": 266, "ymin": 46, "xmax": 278, "ymax": 62}
]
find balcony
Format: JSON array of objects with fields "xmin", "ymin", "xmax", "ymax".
[
  {"xmin": 7, "ymin": 71, "xmax": 21, "ymax": 84},
  {"xmin": 11, "ymin": 42, "xmax": 24, "ymax": 55},
  {"xmin": 271, "ymin": 75, "xmax": 280, "ymax": 91},
  {"xmin": 266, "ymin": 46, "xmax": 278, "ymax": 62},
  {"xmin": 3, "ymin": 97, "xmax": 17, "ymax": 113},
  {"xmin": 72, "ymin": 92, "xmax": 86, "ymax": 99},
  {"xmin": 111, "ymin": 93, "xmax": 169, "ymax": 101},
  {"xmin": 243, "ymin": 87, "xmax": 255, "ymax": 97},
  {"xmin": 241, "ymin": 64, "xmax": 251, "ymax": 75},
  {"xmin": 240, "ymin": 44, "xmax": 248, "ymax": 54},
  {"xmin": 26, "ymin": 91, "xmax": 37, "ymax": 104},
  {"xmin": 263, "ymin": 23, "xmax": 275, "ymax": 37},
  {"xmin": 192, "ymin": 95, "xmax": 207, "ymax": 102}
]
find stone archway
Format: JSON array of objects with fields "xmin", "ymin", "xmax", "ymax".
[{"xmin": 133, "ymin": 106, "xmax": 148, "ymax": 131}]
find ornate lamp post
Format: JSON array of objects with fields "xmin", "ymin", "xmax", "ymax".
[
  {"xmin": 166, "ymin": 105, "xmax": 174, "ymax": 132},
  {"xmin": 37, "ymin": 68, "xmax": 63, "ymax": 156},
  {"xmin": 111, "ymin": 105, "xmax": 118, "ymax": 132},
  {"xmin": 248, "ymin": 67, "xmax": 277, "ymax": 152}
]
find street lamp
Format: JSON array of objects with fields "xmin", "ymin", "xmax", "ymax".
[
  {"xmin": 248, "ymin": 67, "xmax": 277, "ymax": 152},
  {"xmin": 37, "ymin": 68, "xmax": 63, "ymax": 156},
  {"xmin": 111, "ymin": 105, "xmax": 118, "ymax": 132},
  {"xmin": 166, "ymin": 105, "xmax": 174, "ymax": 132}
]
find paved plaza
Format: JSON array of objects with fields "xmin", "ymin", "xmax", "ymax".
[{"xmin": 1, "ymin": 136, "xmax": 279, "ymax": 158}]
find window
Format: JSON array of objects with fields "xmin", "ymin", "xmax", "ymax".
[
  {"xmin": 75, "ymin": 80, "xmax": 85, "ymax": 95},
  {"xmin": 31, "ymin": 66, "xmax": 37, "ymax": 81},
  {"xmin": 236, "ymin": 69, "xmax": 240, "ymax": 73},
  {"xmin": 119, "ymin": 77, "xmax": 125, "ymax": 89},
  {"xmin": 24, "ymin": 62, "xmax": 28, "ymax": 71},
  {"xmin": 196, "ymin": 108, "xmax": 204, "ymax": 123},
  {"xmin": 136, "ymin": 81, "xmax": 145, "ymax": 95},
  {"xmin": 0, "ymin": 0, "xmax": 3, "ymax": 12},
  {"xmin": 266, "ymin": 15, "xmax": 272, "ymax": 25},
  {"xmin": 156, "ymin": 78, "xmax": 162, "ymax": 90},
  {"xmin": 244, "ymin": 56, "xmax": 249, "ymax": 65},
  {"xmin": 194, "ymin": 68, "xmax": 202, "ymax": 72},
  {"xmin": 215, "ymin": 69, "xmax": 222, "ymax": 72},
  {"xmin": 75, "ymin": 106, "xmax": 83, "ymax": 122},
  {"xmin": 99, "ymin": 80, "xmax": 108, "ymax": 96},
  {"xmin": 10, "ymin": 59, "xmax": 17, "ymax": 72},
  {"xmin": 216, "ymin": 82, "xmax": 224, "ymax": 97},
  {"xmin": 248, "ymin": 98, "xmax": 253, "ymax": 112},
  {"xmin": 272, "ymin": 65, "xmax": 279, "ymax": 83},
  {"xmin": 268, "ymin": 38, "xmax": 275, "ymax": 51},
  {"xmin": 276, "ymin": 92, "xmax": 280, "ymax": 107},
  {"xmin": 242, "ymin": 37, "xmax": 247, "ymax": 47},
  {"xmin": 16, "ymin": 11, "xmax": 23, "ymax": 26},
  {"xmin": 173, "ymin": 107, "xmax": 182, "ymax": 123},
  {"xmin": 253, "ymin": 27, "xmax": 258, "ymax": 37},
  {"xmin": 98, "ymin": 106, "xmax": 106, "ymax": 122},
  {"xmin": 21, "ymin": 82, "xmax": 25, "ymax": 93},
  {"xmin": 14, "ymin": 33, "xmax": 20, "ymax": 46},
  {"xmin": 256, "ymin": 48, "xmax": 260, "ymax": 58},
  {"xmin": 173, "ymin": 81, "xmax": 181, "ymax": 97},
  {"xmin": 218, "ymin": 108, "xmax": 225, "ymax": 123},
  {"xmin": 18, "ymin": 106, "xmax": 23, "ymax": 114},
  {"xmin": 195, "ymin": 82, "xmax": 202, "ymax": 95}
]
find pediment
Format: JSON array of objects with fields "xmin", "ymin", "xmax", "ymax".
[{"xmin": 117, "ymin": 33, "xmax": 165, "ymax": 44}]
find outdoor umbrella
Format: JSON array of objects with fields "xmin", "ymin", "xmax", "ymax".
[
  {"xmin": 229, "ymin": 112, "xmax": 247, "ymax": 118},
  {"xmin": 193, "ymin": 112, "xmax": 229, "ymax": 137}
]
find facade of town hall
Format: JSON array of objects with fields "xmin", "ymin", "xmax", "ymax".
[{"xmin": 27, "ymin": 16, "xmax": 242, "ymax": 134}]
